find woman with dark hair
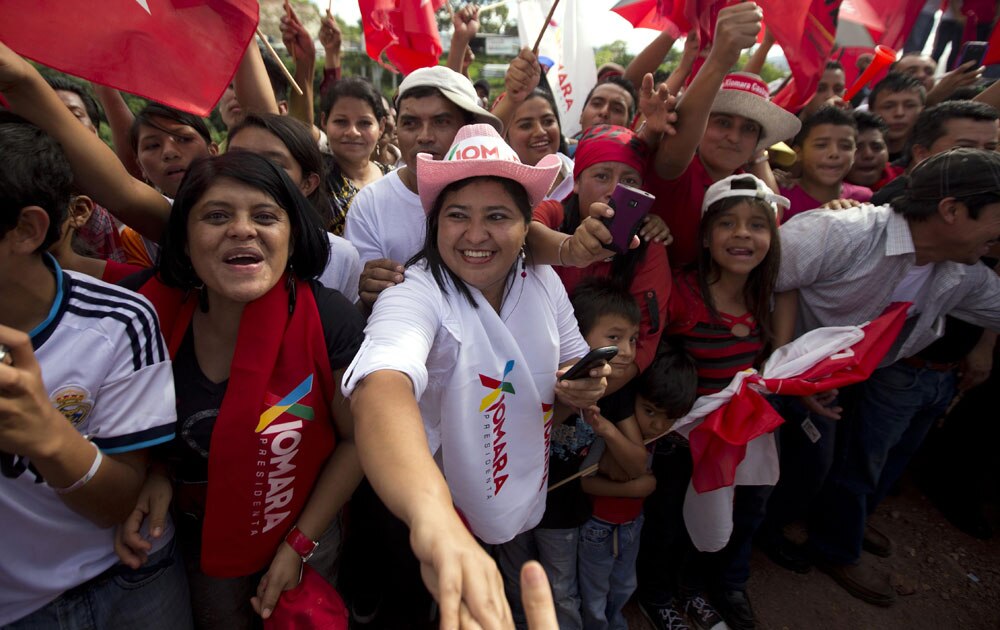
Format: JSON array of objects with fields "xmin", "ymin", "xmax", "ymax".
[
  {"xmin": 319, "ymin": 77, "xmax": 392, "ymax": 234},
  {"xmin": 504, "ymin": 87, "xmax": 574, "ymax": 200},
  {"xmin": 227, "ymin": 112, "xmax": 363, "ymax": 302},
  {"xmin": 118, "ymin": 151, "xmax": 365, "ymax": 628},
  {"xmin": 343, "ymin": 124, "xmax": 610, "ymax": 627},
  {"xmin": 533, "ymin": 125, "xmax": 671, "ymax": 388}
]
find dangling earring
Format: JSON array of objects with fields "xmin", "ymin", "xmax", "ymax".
[
  {"xmin": 286, "ymin": 267, "xmax": 297, "ymax": 314},
  {"xmin": 520, "ymin": 244, "xmax": 527, "ymax": 278}
]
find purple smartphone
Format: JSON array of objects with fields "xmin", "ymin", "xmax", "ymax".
[
  {"xmin": 958, "ymin": 41, "xmax": 988, "ymax": 70},
  {"xmin": 602, "ymin": 183, "xmax": 656, "ymax": 255}
]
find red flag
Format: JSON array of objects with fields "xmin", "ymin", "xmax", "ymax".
[
  {"xmin": 361, "ymin": 0, "xmax": 446, "ymax": 75},
  {"xmin": 759, "ymin": 0, "xmax": 842, "ymax": 112},
  {"xmin": 0, "ymin": 0, "xmax": 258, "ymax": 117},
  {"xmin": 985, "ymin": 20, "xmax": 1000, "ymax": 65},
  {"xmin": 688, "ymin": 302, "xmax": 911, "ymax": 493}
]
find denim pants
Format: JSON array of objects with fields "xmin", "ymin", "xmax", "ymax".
[
  {"xmin": 4, "ymin": 536, "xmax": 193, "ymax": 630},
  {"xmin": 498, "ymin": 527, "xmax": 582, "ymax": 630},
  {"xmin": 577, "ymin": 514, "xmax": 644, "ymax": 630},
  {"xmin": 810, "ymin": 361, "xmax": 956, "ymax": 565}
]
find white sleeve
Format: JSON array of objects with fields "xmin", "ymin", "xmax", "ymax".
[
  {"xmin": 342, "ymin": 268, "xmax": 444, "ymax": 399},
  {"xmin": 319, "ymin": 234, "xmax": 362, "ymax": 303},
  {"xmin": 539, "ymin": 266, "xmax": 589, "ymax": 364},
  {"xmin": 344, "ymin": 186, "xmax": 385, "ymax": 265}
]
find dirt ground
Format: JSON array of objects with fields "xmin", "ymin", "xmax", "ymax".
[{"xmin": 624, "ymin": 480, "xmax": 1000, "ymax": 630}]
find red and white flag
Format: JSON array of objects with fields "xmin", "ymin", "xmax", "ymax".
[
  {"xmin": 675, "ymin": 302, "xmax": 911, "ymax": 551},
  {"xmin": 0, "ymin": 0, "xmax": 258, "ymax": 116},
  {"xmin": 361, "ymin": 0, "xmax": 446, "ymax": 75}
]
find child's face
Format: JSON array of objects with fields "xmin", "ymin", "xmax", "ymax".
[
  {"xmin": 797, "ymin": 123, "xmax": 857, "ymax": 189},
  {"xmin": 802, "ymin": 67, "xmax": 846, "ymax": 117},
  {"xmin": 848, "ymin": 127, "xmax": 888, "ymax": 187},
  {"xmin": 872, "ymin": 89, "xmax": 923, "ymax": 144},
  {"xmin": 706, "ymin": 200, "xmax": 772, "ymax": 278},
  {"xmin": 634, "ymin": 394, "xmax": 672, "ymax": 440},
  {"xmin": 584, "ymin": 313, "xmax": 639, "ymax": 378}
]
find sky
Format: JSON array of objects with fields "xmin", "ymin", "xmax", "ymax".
[{"xmin": 310, "ymin": 0, "xmax": 663, "ymax": 53}]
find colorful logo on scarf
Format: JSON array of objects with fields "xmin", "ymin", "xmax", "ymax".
[
  {"xmin": 478, "ymin": 360, "xmax": 516, "ymax": 412},
  {"xmin": 256, "ymin": 375, "xmax": 315, "ymax": 433}
]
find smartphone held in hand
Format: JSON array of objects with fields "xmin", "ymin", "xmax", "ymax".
[{"xmin": 602, "ymin": 184, "xmax": 656, "ymax": 255}]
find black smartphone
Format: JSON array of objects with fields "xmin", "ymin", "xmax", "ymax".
[
  {"xmin": 559, "ymin": 346, "xmax": 619, "ymax": 381},
  {"xmin": 602, "ymin": 183, "xmax": 656, "ymax": 255},
  {"xmin": 958, "ymin": 41, "xmax": 988, "ymax": 70}
]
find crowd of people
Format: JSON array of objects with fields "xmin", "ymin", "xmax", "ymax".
[{"xmin": 2, "ymin": 2, "xmax": 1000, "ymax": 629}]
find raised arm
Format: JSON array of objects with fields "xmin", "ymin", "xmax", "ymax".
[
  {"xmin": 280, "ymin": 3, "xmax": 317, "ymax": 129},
  {"xmin": 235, "ymin": 37, "xmax": 281, "ymax": 118},
  {"xmin": 0, "ymin": 41, "xmax": 170, "ymax": 240},
  {"xmin": 624, "ymin": 27, "xmax": 681, "ymax": 88},
  {"xmin": 652, "ymin": 2, "xmax": 762, "ymax": 180},
  {"xmin": 490, "ymin": 47, "xmax": 541, "ymax": 134},
  {"xmin": 741, "ymin": 28, "xmax": 774, "ymax": 76},
  {"xmin": 92, "ymin": 84, "xmax": 143, "ymax": 180},
  {"xmin": 663, "ymin": 33, "xmax": 700, "ymax": 97},
  {"xmin": 446, "ymin": 4, "xmax": 480, "ymax": 76}
]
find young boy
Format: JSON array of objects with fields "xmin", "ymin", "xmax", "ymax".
[
  {"xmin": 499, "ymin": 277, "xmax": 646, "ymax": 629},
  {"xmin": 868, "ymin": 71, "xmax": 926, "ymax": 163},
  {"xmin": 846, "ymin": 110, "xmax": 903, "ymax": 192},
  {"xmin": 781, "ymin": 106, "xmax": 872, "ymax": 221},
  {"xmin": 578, "ymin": 349, "xmax": 698, "ymax": 630}
]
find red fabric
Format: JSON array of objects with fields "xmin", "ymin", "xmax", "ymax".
[
  {"xmin": 573, "ymin": 125, "xmax": 649, "ymax": 180},
  {"xmin": 101, "ymin": 260, "xmax": 144, "ymax": 285},
  {"xmin": 591, "ymin": 495, "xmax": 643, "ymax": 524},
  {"xmin": 264, "ymin": 565, "xmax": 348, "ymax": 630},
  {"xmin": 140, "ymin": 276, "xmax": 337, "ymax": 577},
  {"xmin": 645, "ymin": 154, "xmax": 735, "ymax": 269},
  {"xmin": 0, "ymin": 1, "xmax": 257, "ymax": 117},
  {"xmin": 872, "ymin": 164, "xmax": 905, "ymax": 191},
  {"xmin": 533, "ymin": 200, "xmax": 670, "ymax": 371},
  {"xmin": 762, "ymin": 0, "xmax": 842, "ymax": 112},
  {"xmin": 688, "ymin": 302, "xmax": 912, "ymax": 493},
  {"xmin": 877, "ymin": 0, "xmax": 929, "ymax": 51},
  {"xmin": 612, "ymin": 0, "xmax": 677, "ymax": 31},
  {"xmin": 360, "ymin": 0, "xmax": 445, "ymax": 74}
]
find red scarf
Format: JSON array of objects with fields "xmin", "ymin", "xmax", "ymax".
[{"xmin": 141, "ymin": 275, "xmax": 336, "ymax": 577}]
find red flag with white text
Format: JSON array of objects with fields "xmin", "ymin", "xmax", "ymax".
[
  {"xmin": 360, "ymin": 0, "xmax": 446, "ymax": 74},
  {"xmin": 0, "ymin": 0, "xmax": 258, "ymax": 117}
]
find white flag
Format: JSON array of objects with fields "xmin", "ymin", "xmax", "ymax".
[{"xmin": 516, "ymin": 0, "xmax": 597, "ymax": 138}]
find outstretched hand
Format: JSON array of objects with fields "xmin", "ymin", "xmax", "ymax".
[{"xmin": 637, "ymin": 73, "xmax": 678, "ymax": 138}]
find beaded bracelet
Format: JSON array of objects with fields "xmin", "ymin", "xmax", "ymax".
[{"xmin": 52, "ymin": 441, "xmax": 103, "ymax": 495}]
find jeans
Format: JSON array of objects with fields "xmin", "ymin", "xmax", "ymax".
[
  {"xmin": 810, "ymin": 361, "xmax": 957, "ymax": 565},
  {"xmin": 577, "ymin": 515, "xmax": 644, "ymax": 630},
  {"xmin": 760, "ymin": 395, "xmax": 840, "ymax": 546},
  {"xmin": 498, "ymin": 528, "xmax": 582, "ymax": 629},
  {"xmin": 4, "ymin": 536, "xmax": 193, "ymax": 630}
]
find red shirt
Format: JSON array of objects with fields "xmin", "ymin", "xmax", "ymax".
[
  {"xmin": 873, "ymin": 164, "xmax": 905, "ymax": 191},
  {"xmin": 645, "ymin": 155, "xmax": 731, "ymax": 269},
  {"xmin": 591, "ymin": 495, "xmax": 643, "ymax": 524},
  {"xmin": 101, "ymin": 259, "xmax": 144, "ymax": 284},
  {"xmin": 533, "ymin": 199, "xmax": 671, "ymax": 372}
]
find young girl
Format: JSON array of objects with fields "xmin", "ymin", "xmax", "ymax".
[
  {"xmin": 532, "ymin": 124, "xmax": 671, "ymax": 388},
  {"xmin": 637, "ymin": 174, "xmax": 785, "ymax": 630},
  {"xmin": 505, "ymin": 88, "xmax": 574, "ymax": 200},
  {"xmin": 319, "ymin": 77, "xmax": 391, "ymax": 235}
]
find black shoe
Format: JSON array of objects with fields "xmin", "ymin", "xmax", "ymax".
[
  {"xmin": 711, "ymin": 590, "xmax": 756, "ymax": 630},
  {"xmin": 639, "ymin": 599, "xmax": 693, "ymax": 630},
  {"xmin": 760, "ymin": 535, "xmax": 811, "ymax": 574},
  {"xmin": 862, "ymin": 523, "xmax": 893, "ymax": 558},
  {"xmin": 683, "ymin": 594, "xmax": 728, "ymax": 630}
]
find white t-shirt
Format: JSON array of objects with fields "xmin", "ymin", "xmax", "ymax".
[
  {"xmin": 0, "ymin": 264, "xmax": 176, "ymax": 625},
  {"xmin": 342, "ymin": 263, "xmax": 589, "ymax": 542},
  {"xmin": 343, "ymin": 169, "xmax": 426, "ymax": 266},
  {"xmin": 318, "ymin": 233, "xmax": 362, "ymax": 303}
]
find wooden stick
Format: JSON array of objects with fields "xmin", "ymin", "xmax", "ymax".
[
  {"xmin": 478, "ymin": 0, "xmax": 507, "ymax": 12},
  {"xmin": 255, "ymin": 27, "xmax": 304, "ymax": 95},
  {"xmin": 547, "ymin": 427, "xmax": 676, "ymax": 493},
  {"xmin": 532, "ymin": 0, "xmax": 562, "ymax": 54},
  {"xmin": 328, "ymin": 0, "xmax": 333, "ymax": 14}
]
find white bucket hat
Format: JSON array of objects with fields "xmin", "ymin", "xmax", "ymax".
[{"xmin": 397, "ymin": 66, "xmax": 503, "ymax": 133}]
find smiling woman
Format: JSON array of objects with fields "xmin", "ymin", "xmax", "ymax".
[{"xmin": 342, "ymin": 124, "xmax": 611, "ymax": 626}]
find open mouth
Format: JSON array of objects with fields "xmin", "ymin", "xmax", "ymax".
[
  {"xmin": 460, "ymin": 249, "xmax": 496, "ymax": 263},
  {"xmin": 726, "ymin": 247, "xmax": 754, "ymax": 257},
  {"xmin": 224, "ymin": 250, "xmax": 264, "ymax": 266}
]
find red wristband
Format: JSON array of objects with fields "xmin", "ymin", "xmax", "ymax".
[{"xmin": 285, "ymin": 526, "xmax": 319, "ymax": 561}]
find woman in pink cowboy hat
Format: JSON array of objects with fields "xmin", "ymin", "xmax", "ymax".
[{"xmin": 344, "ymin": 123, "xmax": 612, "ymax": 627}]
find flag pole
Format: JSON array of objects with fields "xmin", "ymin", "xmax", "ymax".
[
  {"xmin": 328, "ymin": 0, "xmax": 333, "ymax": 14},
  {"xmin": 532, "ymin": 0, "xmax": 561, "ymax": 54},
  {"xmin": 547, "ymin": 427, "xmax": 676, "ymax": 492},
  {"xmin": 255, "ymin": 28, "xmax": 304, "ymax": 95},
  {"xmin": 478, "ymin": 0, "xmax": 507, "ymax": 12}
]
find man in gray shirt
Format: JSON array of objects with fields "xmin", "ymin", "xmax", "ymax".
[{"xmin": 767, "ymin": 148, "xmax": 1000, "ymax": 606}]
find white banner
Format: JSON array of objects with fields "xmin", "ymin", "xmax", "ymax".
[{"xmin": 516, "ymin": 0, "xmax": 597, "ymax": 137}]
